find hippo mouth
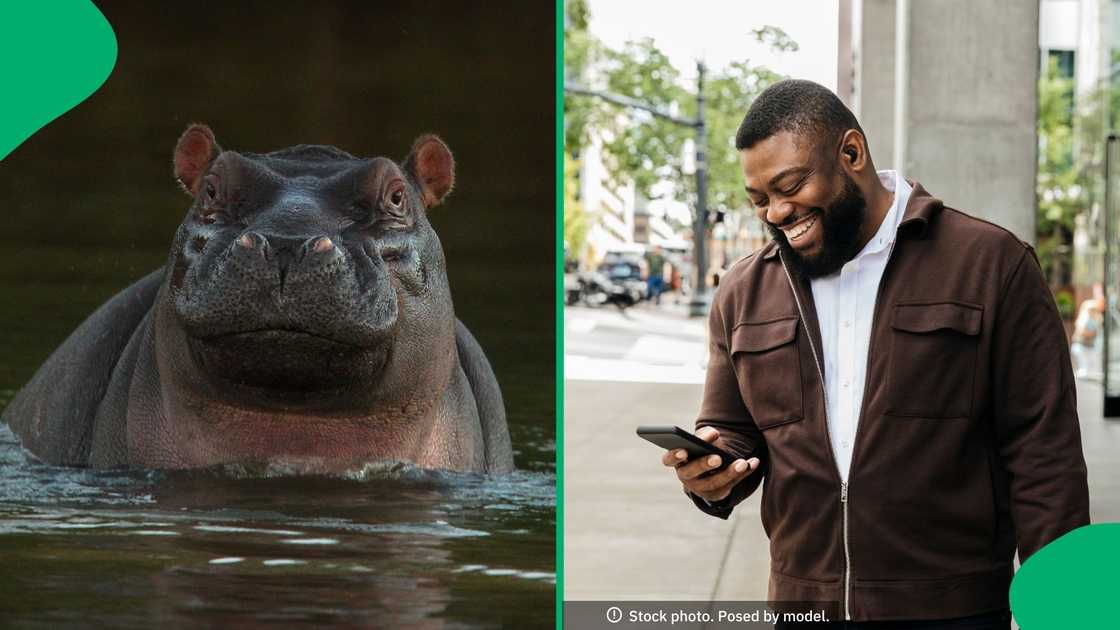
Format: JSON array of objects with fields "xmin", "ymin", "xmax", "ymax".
[
  {"xmin": 191, "ymin": 326, "xmax": 390, "ymax": 396},
  {"xmin": 206, "ymin": 327, "xmax": 362, "ymax": 349}
]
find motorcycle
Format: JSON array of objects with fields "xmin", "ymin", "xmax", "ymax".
[{"xmin": 569, "ymin": 271, "xmax": 642, "ymax": 310}]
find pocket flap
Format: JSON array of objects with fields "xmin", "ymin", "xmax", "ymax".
[
  {"xmin": 731, "ymin": 317, "xmax": 799, "ymax": 353},
  {"xmin": 891, "ymin": 302, "xmax": 982, "ymax": 335}
]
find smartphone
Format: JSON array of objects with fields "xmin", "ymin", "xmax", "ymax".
[{"xmin": 636, "ymin": 425, "xmax": 736, "ymax": 471}]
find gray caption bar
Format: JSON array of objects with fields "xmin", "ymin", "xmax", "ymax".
[{"xmin": 564, "ymin": 601, "xmax": 839, "ymax": 629}]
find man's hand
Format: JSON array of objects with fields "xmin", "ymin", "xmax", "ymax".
[{"xmin": 660, "ymin": 427, "xmax": 760, "ymax": 503}]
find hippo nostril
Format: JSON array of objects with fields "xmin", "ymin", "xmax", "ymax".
[
  {"xmin": 234, "ymin": 233, "xmax": 269, "ymax": 263},
  {"xmin": 298, "ymin": 236, "xmax": 335, "ymax": 263},
  {"xmin": 236, "ymin": 232, "xmax": 269, "ymax": 255}
]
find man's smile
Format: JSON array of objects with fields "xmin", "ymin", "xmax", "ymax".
[{"xmin": 778, "ymin": 211, "xmax": 821, "ymax": 248}]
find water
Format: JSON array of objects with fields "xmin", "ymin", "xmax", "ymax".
[
  {"xmin": 0, "ymin": 2, "xmax": 554, "ymax": 626},
  {"xmin": 0, "ymin": 422, "xmax": 554, "ymax": 627}
]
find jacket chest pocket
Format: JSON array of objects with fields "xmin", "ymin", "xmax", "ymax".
[
  {"xmin": 730, "ymin": 317, "xmax": 803, "ymax": 428},
  {"xmin": 885, "ymin": 301, "xmax": 982, "ymax": 419}
]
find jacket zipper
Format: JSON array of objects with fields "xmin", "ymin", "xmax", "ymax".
[
  {"xmin": 777, "ymin": 252, "xmax": 852, "ymax": 621},
  {"xmin": 838, "ymin": 224, "xmax": 904, "ymax": 619},
  {"xmin": 841, "ymin": 481, "xmax": 851, "ymax": 620}
]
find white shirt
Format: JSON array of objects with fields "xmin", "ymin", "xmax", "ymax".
[{"xmin": 810, "ymin": 170, "xmax": 911, "ymax": 482}]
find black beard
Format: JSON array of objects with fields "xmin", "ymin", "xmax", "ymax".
[{"xmin": 767, "ymin": 174, "xmax": 867, "ymax": 278}]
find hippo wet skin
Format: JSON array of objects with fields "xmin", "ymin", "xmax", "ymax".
[{"xmin": 2, "ymin": 125, "xmax": 513, "ymax": 474}]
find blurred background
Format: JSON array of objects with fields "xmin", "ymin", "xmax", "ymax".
[
  {"xmin": 0, "ymin": 2, "xmax": 554, "ymax": 626},
  {"xmin": 563, "ymin": 0, "xmax": 1120, "ymax": 606}
]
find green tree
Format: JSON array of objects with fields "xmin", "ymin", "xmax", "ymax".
[
  {"xmin": 563, "ymin": 0, "xmax": 596, "ymax": 156},
  {"xmin": 563, "ymin": 0, "xmax": 795, "ymax": 240},
  {"xmin": 564, "ymin": 152, "xmax": 594, "ymax": 262},
  {"xmin": 1037, "ymin": 56, "xmax": 1079, "ymax": 289},
  {"xmin": 1035, "ymin": 55, "xmax": 1120, "ymax": 295}
]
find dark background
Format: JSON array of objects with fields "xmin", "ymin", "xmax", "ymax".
[{"xmin": 0, "ymin": 0, "xmax": 555, "ymax": 467}]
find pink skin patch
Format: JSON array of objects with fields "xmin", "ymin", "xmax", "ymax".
[
  {"xmin": 173, "ymin": 124, "xmax": 219, "ymax": 196},
  {"xmin": 409, "ymin": 135, "xmax": 454, "ymax": 207}
]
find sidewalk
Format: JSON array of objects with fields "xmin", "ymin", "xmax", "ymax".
[
  {"xmin": 564, "ymin": 378, "xmax": 770, "ymax": 601},
  {"xmin": 1074, "ymin": 378, "xmax": 1120, "ymax": 524},
  {"xmin": 563, "ymin": 302, "xmax": 765, "ymax": 601},
  {"xmin": 563, "ymin": 304, "xmax": 1120, "ymax": 602}
]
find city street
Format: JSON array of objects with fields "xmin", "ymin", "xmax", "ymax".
[{"xmin": 563, "ymin": 301, "xmax": 1120, "ymax": 602}]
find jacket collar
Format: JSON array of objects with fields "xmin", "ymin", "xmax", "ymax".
[
  {"xmin": 898, "ymin": 181, "xmax": 943, "ymax": 237},
  {"xmin": 761, "ymin": 180, "xmax": 943, "ymax": 261}
]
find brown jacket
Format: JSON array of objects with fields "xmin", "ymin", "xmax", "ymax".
[{"xmin": 693, "ymin": 183, "xmax": 1090, "ymax": 621}]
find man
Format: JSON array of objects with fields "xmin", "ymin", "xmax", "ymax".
[
  {"xmin": 659, "ymin": 80, "xmax": 1090, "ymax": 628},
  {"xmin": 645, "ymin": 244, "xmax": 667, "ymax": 305}
]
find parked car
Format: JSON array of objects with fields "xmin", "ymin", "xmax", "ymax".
[{"xmin": 598, "ymin": 251, "xmax": 647, "ymax": 300}]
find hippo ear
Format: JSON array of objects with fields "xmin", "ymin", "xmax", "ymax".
[
  {"xmin": 403, "ymin": 135, "xmax": 455, "ymax": 207},
  {"xmin": 173, "ymin": 124, "xmax": 222, "ymax": 197}
]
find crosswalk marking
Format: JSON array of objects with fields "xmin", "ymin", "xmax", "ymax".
[
  {"xmin": 564, "ymin": 354, "xmax": 706, "ymax": 384},
  {"xmin": 564, "ymin": 306, "xmax": 708, "ymax": 384},
  {"xmin": 625, "ymin": 335, "xmax": 705, "ymax": 366}
]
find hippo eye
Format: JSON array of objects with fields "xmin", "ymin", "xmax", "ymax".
[
  {"xmin": 205, "ymin": 182, "xmax": 217, "ymax": 200},
  {"xmin": 388, "ymin": 189, "xmax": 404, "ymax": 208}
]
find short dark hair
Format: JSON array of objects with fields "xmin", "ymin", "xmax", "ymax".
[{"xmin": 734, "ymin": 79, "xmax": 864, "ymax": 155}]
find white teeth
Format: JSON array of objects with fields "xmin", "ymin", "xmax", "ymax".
[{"xmin": 784, "ymin": 216, "xmax": 816, "ymax": 241}]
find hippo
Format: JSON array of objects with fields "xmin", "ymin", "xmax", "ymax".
[{"xmin": 1, "ymin": 124, "xmax": 513, "ymax": 474}]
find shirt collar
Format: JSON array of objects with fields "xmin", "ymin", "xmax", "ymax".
[{"xmin": 854, "ymin": 170, "xmax": 911, "ymax": 258}]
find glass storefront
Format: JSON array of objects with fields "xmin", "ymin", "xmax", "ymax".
[{"xmin": 1104, "ymin": 134, "xmax": 1120, "ymax": 415}]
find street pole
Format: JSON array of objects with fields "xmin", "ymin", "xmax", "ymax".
[
  {"xmin": 689, "ymin": 62, "xmax": 709, "ymax": 317},
  {"xmin": 1106, "ymin": 133, "xmax": 1118, "ymax": 417}
]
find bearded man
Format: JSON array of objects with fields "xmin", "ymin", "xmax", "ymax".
[{"xmin": 659, "ymin": 79, "xmax": 1090, "ymax": 629}]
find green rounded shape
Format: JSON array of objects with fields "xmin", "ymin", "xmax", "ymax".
[
  {"xmin": 1010, "ymin": 523, "xmax": 1120, "ymax": 628},
  {"xmin": 0, "ymin": 1, "xmax": 117, "ymax": 160}
]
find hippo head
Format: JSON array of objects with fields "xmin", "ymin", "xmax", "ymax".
[{"xmin": 165, "ymin": 124, "xmax": 458, "ymax": 405}]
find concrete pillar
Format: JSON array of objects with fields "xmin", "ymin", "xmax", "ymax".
[
  {"xmin": 845, "ymin": 0, "xmax": 897, "ymax": 169},
  {"xmin": 840, "ymin": 0, "xmax": 1039, "ymax": 243},
  {"xmin": 837, "ymin": 0, "xmax": 855, "ymax": 109}
]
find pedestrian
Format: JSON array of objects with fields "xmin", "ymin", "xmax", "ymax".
[
  {"xmin": 657, "ymin": 80, "xmax": 1089, "ymax": 629},
  {"xmin": 645, "ymin": 244, "xmax": 667, "ymax": 305},
  {"xmin": 1070, "ymin": 283, "xmax": 1104, "ymax": 378}
]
